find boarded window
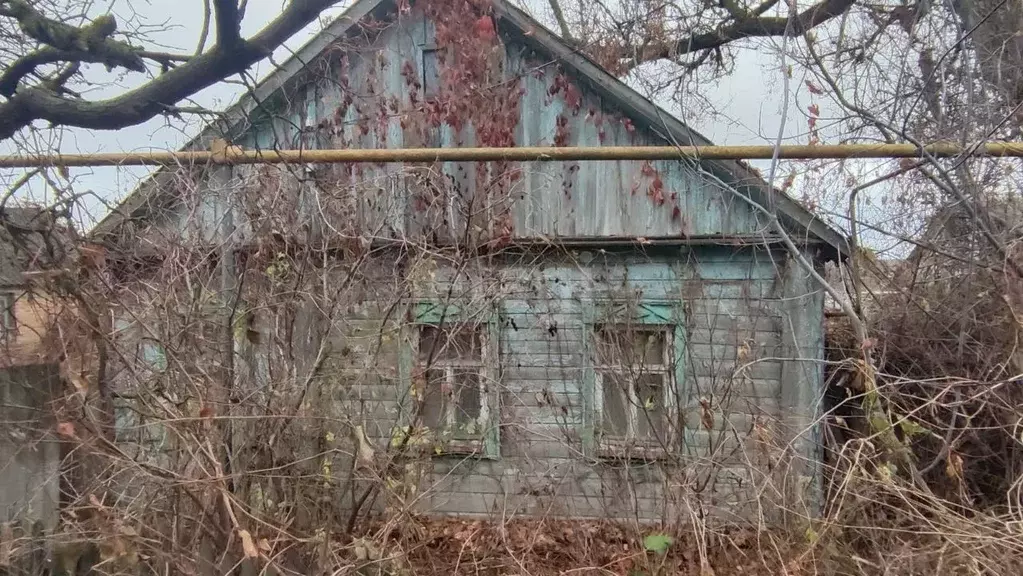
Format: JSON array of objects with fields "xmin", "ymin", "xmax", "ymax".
[{"xmin": 594, "ymin": 325, "xmax": 673, "ymax": 447}]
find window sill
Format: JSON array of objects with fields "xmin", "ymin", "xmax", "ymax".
[
  {"xmin": 411, "ymin": 437, "xmax": 497, "ymax": 460},
  {"xmin": 596, "ymin": 439, "xmax": 676, "ymax": 462}
]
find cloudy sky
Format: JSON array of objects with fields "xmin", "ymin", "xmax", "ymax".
[{"xmin": 2, "ymin": 0, "xmax": 905, "ymax": 253}]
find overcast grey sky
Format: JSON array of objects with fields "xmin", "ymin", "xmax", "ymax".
[{"xmin": 3, "ymin": 0, "xmax": 906, "ymax": 253}]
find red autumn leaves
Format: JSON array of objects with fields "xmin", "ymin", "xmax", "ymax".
[{"xmin": 474, "ymin": 15, "xmax": 495, "ymax": 40}]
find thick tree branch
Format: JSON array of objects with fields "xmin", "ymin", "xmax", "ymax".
[
  {"xmin": 1, "ymin": 47, "xmax": 142, "ymax": 97},
  {"xmin": 213, "ymin": 0, "xmax": 243, "ymax": 47},
  {"xmin": 637, "ymin": 0, "xmax": 856, "ymax": 63},
  {"xmin": 0, "ymin": 0, "xmax": 340, "ymax": 140}
]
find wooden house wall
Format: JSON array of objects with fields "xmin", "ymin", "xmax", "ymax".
[
  {"xmin": 278, "ymin": 246, "xmax": 826, "ymax": 522},
  {"xmin": 103, "ymin": 241, "xmax": 824, "ymax": 523}
]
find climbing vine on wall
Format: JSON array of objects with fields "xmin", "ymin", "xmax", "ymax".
[{"xmin": 265, "ymin": 0, "xmax": 691, "ymax": 245}]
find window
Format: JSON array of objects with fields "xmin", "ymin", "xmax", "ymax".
[
  {"xmin": 0, "ymin": 292, "xmax": 15, "ymax": 339},
  {"xmin": 584, "ymin": 303, "xmax": 685, "ymax": 459},
  {"xmin": 595, "ymin": 326, "xmax": 671, "ymax": 444},
  {"xmin": 419, "ymin": 324, "xmax": 484, "ymax": 437},
  {"xmin": 403, "ymin": 302, "xmax": 500, "ymax": 457}
]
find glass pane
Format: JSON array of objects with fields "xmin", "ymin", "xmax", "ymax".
[
  {"xmin": 453, "ymin": 369, "xmax": 481, "ymax": 436},
  {"xmin": 600, "ymin": 371, "xmax": 628, "ymax": 438},
  {"xmin": 141, "ymin": 340, "xmax": 167, "ymax": 372},
  {"xmin": 419, "ymin": 325, "xmax": 481, "ymax": 362},
  {"xmin": 635, "ymin": 374, "xmax": 666, "ymax": 441},
  {"xmin": 1, "ymin": 294, "xmax": 14, "ymax": 332},
  {"xmin": 595, "ymin": 326, "xmax": 666, "ymax": 367},
  {"xmin": 114, "ymin": 402, "xmax": 138, "ymax": 443},
  {"xmin": 594, "ymin": 327, "xmax": 617, "ymax": 365},
  {"xmin": 447, "ymin": 326, "xmax": 481, "ymax": 360},
  {"xmin": 632, "ymin": 330, "xmax": 666, "ymax": 366},
  {"xmin": 419, "ymin": 326, "xmax": 441, "ymax": 361},
  {"xmin": 421, "ymin": 368, "xmax": 446, "ymax": 428}
]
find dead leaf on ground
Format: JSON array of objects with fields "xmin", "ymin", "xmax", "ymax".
[{"xmin": 239, "ymin": 529, "xmax": 258, "ymax": 558}]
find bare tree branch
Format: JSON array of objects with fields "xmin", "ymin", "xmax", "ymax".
[
  {"xmin": 0, "ymin": 46, "xmax": 162, "ymax": 97},
  {"xmin": 196, "ymin": 0, "xmax": 214, "ymax": 56},
  {"xmin": 547, "ymin": 0, "xmax": 574, "ymax": 42},
  {"xmin": 0, "ymin": 1, "xmax": 145, "ymax": 72},
  {"xmin": 0, "ymin": 0, "xmax": 341, "ymax": 140},
  {"xmin": 213, "ymin": 0, "xmax": 243, "ymax": 48},
  {"xmin": 635, "ymin": 0, "xmax": 856, "ymax": 64}
]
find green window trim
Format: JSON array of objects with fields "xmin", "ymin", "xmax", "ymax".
[
  {"xmin": 581, "ymin": 301, "xmax": 687, "ymax": 460},
  {"xmin": 397, "ymin": 300, "xmax": 501, "ymax": 459}
]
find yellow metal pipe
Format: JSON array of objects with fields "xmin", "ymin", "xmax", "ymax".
[{"xmin": 2, "ymin": 143, "xmax": 1023, "ymax": 168}]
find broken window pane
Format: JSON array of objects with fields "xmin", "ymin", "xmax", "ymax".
[
  {"xmin": 635, "ymin": 373, "xmax": 666, "ymax": 441},
  {"xmin": 419, "ymin": 326, "xmax": 442, "ymax": 361},
  {"xmin": 594, "ymin": 327, "xmax": 617, "ymax": 365}
]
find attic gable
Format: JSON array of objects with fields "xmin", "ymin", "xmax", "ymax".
[{"xmin": 94, "ymin": 0, "xmax": 847, "ymax": 260}]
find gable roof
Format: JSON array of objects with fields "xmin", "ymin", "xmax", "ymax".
[{"xmin": 93, "ymin": 0, "xmax": 849, "ymax": 260}]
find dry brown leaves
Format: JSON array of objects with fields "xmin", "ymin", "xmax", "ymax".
[{"xmin": 352, "ymin": 516, "xmax": 801, "ymax": 576}]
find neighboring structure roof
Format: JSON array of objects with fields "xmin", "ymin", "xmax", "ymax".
[{"xmin": 92, "ymin": 0, "xmax": 849, "ymax": 260}]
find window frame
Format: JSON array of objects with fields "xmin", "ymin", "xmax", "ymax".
[
  {"xmin": 582, "ymin": 301, "xmax": 686, "ymax": 460},
  {"xmin": 399, "ymin": 301, "xmax": 501, "ymax": 458}
]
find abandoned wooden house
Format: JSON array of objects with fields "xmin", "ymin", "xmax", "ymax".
[{"xmin": 92, "ymin": 0, "xmax": 849, "ymax": 524}]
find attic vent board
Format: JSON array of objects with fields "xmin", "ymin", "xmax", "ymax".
[
  {"xmin": 422, "ymin": 45, "xmax": 439, "ymax": 98},
  {"xmin": 422, "ymin": 19, "xmax": 439, "ymax": 98}
]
